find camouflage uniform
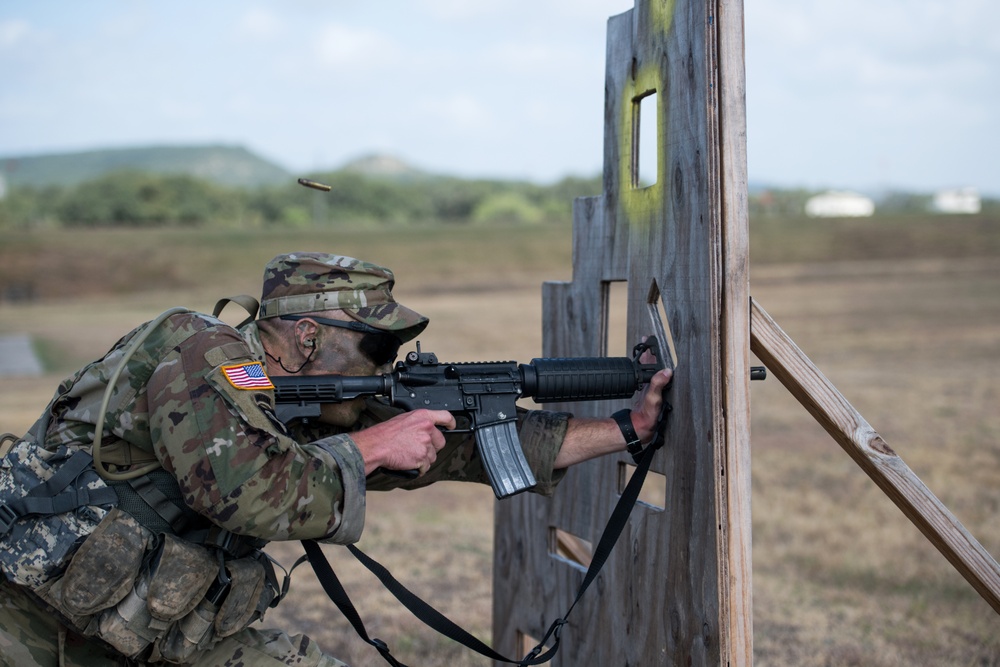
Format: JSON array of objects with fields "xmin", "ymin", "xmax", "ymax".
[{"xmin": 0, "ymin": 253, "xmax": 569, "ymax": 666}]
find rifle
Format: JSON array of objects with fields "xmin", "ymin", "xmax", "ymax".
[{"xmin": 272, "ymin": 336, "xmax": 665, "ymax": 499}]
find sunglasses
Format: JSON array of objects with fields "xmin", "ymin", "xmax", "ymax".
[{"xmin": 280, "ymin": 314, "xmax": 402, "ymax": 367}]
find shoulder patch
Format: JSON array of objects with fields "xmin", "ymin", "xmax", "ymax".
[{"xmin": 221, "ymin": 362, "xmax": 275, "ymax": 390}]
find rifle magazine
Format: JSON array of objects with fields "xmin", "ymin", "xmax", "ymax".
[{"xmin": 475, "ymin": 421, "xmax": 537, "ymax": 499}]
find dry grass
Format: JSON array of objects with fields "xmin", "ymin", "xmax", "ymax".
[
  {"xmin": 2, "ymin": 226, "xmax": 1000, "ymax": 665},
  {"xmin": 749, "ymin": 258, "xmax": 1000, "ymax": 666}
]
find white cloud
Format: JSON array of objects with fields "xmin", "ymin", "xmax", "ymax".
[
  {"xmin": 414, "ymin": 0, "xmax": 505, "ymax": 21},
  {"xmin": 416, "ymin": 0, "xmax": 630, "ymax": 25},
  {"xmin": 235, "ymin": 8, "xmax": 286, "ymax": 41},
  {"xmin": 314, "ymin": 23, "xmax": 401, "ymax": 70},
  {"xmin": 416, "ymin": 93, "xmax": 493, "ymax": 132},
  {"xmin": 0, "ymin": 19, "xmax": 30, "ymax": 49},
  {"xmin": 157, "ymin": 98, "xmax": 206, "ymax": 123},
  {"xmin": 483, "ymin": 41, "xmax": 585, "ymax": 75}
]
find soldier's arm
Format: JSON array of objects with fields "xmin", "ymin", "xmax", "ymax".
[
  {"xmin": 145, "ymin": 321, "xmax": 369, "ymax": 544},
  {"xmin": 360, "ymin": 401, "xmax": 572, "ymax": 496}
]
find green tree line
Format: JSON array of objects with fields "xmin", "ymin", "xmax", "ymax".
[
  {"xmin": 4, "ymin": 169, "xmax": 996, "ymax": 230},
  {"xmin": 0, "ymin": 169, "xmax": 604, "ymax": 229}
]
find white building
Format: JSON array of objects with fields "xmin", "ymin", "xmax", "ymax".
[
  {"xmin": 805, "ymin": 191, "xmax": 875, "ymax": 218},
  {"xmin": 932, "ymin": 187, "xmax": 981, "ymax": 214}
]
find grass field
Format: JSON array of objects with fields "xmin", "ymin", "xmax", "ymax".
[{"xmin": 2, "ymin": 218, "xmax": 999, "ymax": 665}]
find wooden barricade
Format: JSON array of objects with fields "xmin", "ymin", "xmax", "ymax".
[
  {"xmin": 492, "ymin": 0, "xmax": 753, "ymax": 664},
  {"xmin": 491, "ymin": 0, "xmax": 1000, "ymax": 664}
]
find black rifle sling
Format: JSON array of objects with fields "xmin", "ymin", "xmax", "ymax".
[
  {"xmin": 301, "ymin": 423, "xmax": 668, "ymax": 667},
  {"xmin": 301, "ymin": 539, "xmax": 410, "ymax": 667},
  {"xmin": 303, "ymin": 363, "xmax": 672, "ymax": 666}
]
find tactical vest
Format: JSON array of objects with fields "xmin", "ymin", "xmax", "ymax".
[{"xmin": 0, "ymin": 308, "xmax": 283, "ymax": 664}]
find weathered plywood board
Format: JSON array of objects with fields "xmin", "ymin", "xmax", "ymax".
[{"xmin": 493, "ymin": 1, "xmax": 751, "ymax": 664}]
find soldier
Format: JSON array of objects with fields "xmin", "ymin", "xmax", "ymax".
[{"xmin": 0, "ymin": 252, "xmax": 672, "ymax": 666}]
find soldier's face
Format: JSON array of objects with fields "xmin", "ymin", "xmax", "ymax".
[{"xmin": 312, "ymin": 330, "xmax": 381, "ymax": 427}]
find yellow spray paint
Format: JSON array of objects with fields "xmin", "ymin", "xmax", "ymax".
[
  {"xmin": 648, "ymin": 0, "xmax": 676, "ymax": 37},
  {"xmin": 616, "ymin": 0, "xmax": 675, "ymax": 227}
]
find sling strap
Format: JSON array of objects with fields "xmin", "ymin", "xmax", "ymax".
[
  {"xmin": 303, "ymin": 398, "xmax": 671, "ymax": 666},
  {"xmin": 301, "ymin": 540, "xmax": 409, "ymax": 667}
]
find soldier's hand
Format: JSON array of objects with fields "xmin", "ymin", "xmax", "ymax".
[
  {"xmin": 353, "ymin": 409, "xmax": 456, "ymax": 476},
  {"xmin": 631, "ymin": 365, "xmax": 673, "ymax": 444}
]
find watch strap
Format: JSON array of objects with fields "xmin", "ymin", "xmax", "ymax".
[{"xmin": 612, "ymin": 408, "xmax": 644, "ymax": 461}]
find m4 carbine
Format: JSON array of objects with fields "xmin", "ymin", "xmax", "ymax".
[{"xmin": 272, "ymin": 337, "xmax": 664, "ymax": 499}]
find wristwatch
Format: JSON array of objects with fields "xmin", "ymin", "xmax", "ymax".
[{"xmin": 612, "ymin": 408, "xmax": 644, "ymax": 460}]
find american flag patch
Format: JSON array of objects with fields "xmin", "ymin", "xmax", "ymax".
[{"xmin": 221, "ymin": 362, "xmax": 274, "ymax": 390}]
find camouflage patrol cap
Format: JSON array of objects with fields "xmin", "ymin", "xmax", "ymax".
[{"xmin": 259, "ymin": 252, "xmax": 428, "ymax": 342}]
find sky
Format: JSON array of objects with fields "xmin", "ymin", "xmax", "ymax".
[{"xmin": 1, "ymin": 1, "xmax": 998, "ymax": 195}]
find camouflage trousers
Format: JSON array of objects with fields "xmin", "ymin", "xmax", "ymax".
[{"xmin": 0, "ymin": 581, "xmax": 349, "ymax": 667}]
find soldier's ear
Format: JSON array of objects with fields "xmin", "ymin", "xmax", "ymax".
[{"xmin": 293, "ymin": 319, "xmax": 321, "ymax": 349}]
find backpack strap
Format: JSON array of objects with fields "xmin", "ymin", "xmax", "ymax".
[
  {"xmin": 0, "ymin": 433, "xmax": 17, "ymax": 457},
  {"xmin": 0, "ymin": 449, "xmax": 118, "ymax": 536},
  {"xmin": 213, "ymin": 295, "xmax": 260, "ymax": 328},
  {"xmin": 92, "ymin": 307, "xmax": 190, "ymax": 481}
]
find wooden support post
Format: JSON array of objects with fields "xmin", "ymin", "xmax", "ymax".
[
  {"xmin": 493, "ymin": 1, "xmax": 752, "ymax": 664},
  {"xmin": 749, "ymin": 297, "xmax": 1000, "ymax": 614}
]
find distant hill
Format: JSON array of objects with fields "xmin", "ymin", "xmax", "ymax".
[
  {"xmin": 0, "ymin": 144, "xmax": 293, "ymax": 189},
  {"xmin": 338, "ymin": 153, "xmax": 436, "ymax": 181}
]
